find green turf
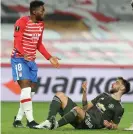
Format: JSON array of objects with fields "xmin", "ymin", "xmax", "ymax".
[{"xmin": 1, "ymin": 102, "xmax": 133, "ymax": 134}]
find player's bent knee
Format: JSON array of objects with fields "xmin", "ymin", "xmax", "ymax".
[
  {"xmin": 55, "ymin": 92, "xmax": 68, "ymax": 107},
  {"xmin": 56, "ymin": 92, "xmax": 65, "ymax": 98},
  {"xmin": 73, "ymin": 106, "xmax": 81, "ymax": 113},
  {"xmin": 73, "ymin": 107, "xmax": 85, "ymax": 119}
]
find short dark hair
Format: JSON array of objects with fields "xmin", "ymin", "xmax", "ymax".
[
  {"xmin": 118, "ymin": 77, "xmax": 130, "ymax": 94},
  {"xmin": 30, "ymin": 0, "xmax": 45, "ymax": 14}
]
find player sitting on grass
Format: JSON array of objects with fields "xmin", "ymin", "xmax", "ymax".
[{"xmin": 36, "ymin": 77, "xmax": 130, "ymax": 130}]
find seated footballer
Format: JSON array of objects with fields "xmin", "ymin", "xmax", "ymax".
[{"xmin": 36, "ymin": 77, "xmax": 130, "ymax": 130}]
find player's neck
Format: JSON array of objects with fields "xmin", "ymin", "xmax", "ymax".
[
  {"xmin": 111, "ymin": 92, "xmax": 122, "ymax": 101},
  {"xmin": 30, "ymin": 15, "xmax": 38, "ymax": 23}
]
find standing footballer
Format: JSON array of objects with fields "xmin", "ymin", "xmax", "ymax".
[{"xmin": 11, "ymin": 0, "xmax": 60, "ymax": 128}]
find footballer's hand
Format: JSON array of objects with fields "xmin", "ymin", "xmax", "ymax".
[
  {"xmin": 49, "ymin": 56, "xmax": 61, "ymax": 68},
  {"xmin": 24, "ymin": 54, "xmax": 31, "ymax": 61},
  {"xmin": 104, "ymin": 120, "xmax": 112, "ymax": 129},
  {"xmin": 82, "ymin": 81, "xmax": 87, "ymax": 93}
]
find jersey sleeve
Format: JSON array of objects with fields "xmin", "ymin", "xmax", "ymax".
[
  {"xmin": 14, "ymin": 18, "xmax": 27, "ymax": 55},
  {"xmin": 91, "ymin": 93, "xmax": 104, "ymax": 105},
  {"xmin": 37, "ymin": 28, "xmax": 51, "ymax": 60},
  {"xmin": 112, "ymin": 108, "xmax": 124, "ymax": 124}
]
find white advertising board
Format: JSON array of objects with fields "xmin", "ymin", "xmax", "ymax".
[{"xmin": 1, "ymin": 67, "xmax": 133, "ymax": 102}]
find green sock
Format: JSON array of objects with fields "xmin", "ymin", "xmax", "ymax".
[
  {"xmin": 58, "ymin": 109, "xmax": 77, "ymax": 127},
  {"xmin": 47, "ymin": 96, "xmax": 61, "ymax": 120}
]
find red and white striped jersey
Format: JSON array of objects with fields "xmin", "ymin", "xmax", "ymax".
[{"xmin": 11, "ymin": 16, "xmax": 51, "ymax": 61}]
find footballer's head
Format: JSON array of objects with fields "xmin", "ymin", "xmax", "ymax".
[
  {"xmin": 30, "ymin": 0, "xmax": 45, "ymax": 21},
  {"xmin": 110, "ymin": 77, "xmax": 130, "ymax": 95}
]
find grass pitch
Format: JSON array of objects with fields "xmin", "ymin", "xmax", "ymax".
[{"xmin": 1, "ymin": 102, "xmax": 133, "ymax": 134}]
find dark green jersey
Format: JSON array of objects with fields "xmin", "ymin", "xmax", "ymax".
[{"xmin": 85, "ymin": 93, "xmax": 124, "ymax": 129}]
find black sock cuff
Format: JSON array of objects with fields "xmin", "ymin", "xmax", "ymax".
[{"xmin": 53, "ymin": 96, "xmax": 61, "ymax": 103}]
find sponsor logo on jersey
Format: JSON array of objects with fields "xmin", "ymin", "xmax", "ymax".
[
  {"xmin": 96, "ymin": 102, "xmax": 106, "ymax": 113},
  {"xmin": 32, "ymin": 33, "xmax": 41, "ymax": 40}
]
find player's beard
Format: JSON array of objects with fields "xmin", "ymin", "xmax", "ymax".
[{"xmin": 109, "ymin": 88, "xmax": 118, "ymax": 94}]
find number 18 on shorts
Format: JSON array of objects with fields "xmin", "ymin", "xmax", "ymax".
[{"xmin": 11, "ymin": 58, "xmax": 38, "ymax": 82}]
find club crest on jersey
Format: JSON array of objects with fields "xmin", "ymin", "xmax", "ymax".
[
  {"xmin": 108, "ymin": 104, "xmax": 114, "ymax": 109},
  {"xmin": 15, "ymin": 26, "xmax": 20, "ymax": 31}
]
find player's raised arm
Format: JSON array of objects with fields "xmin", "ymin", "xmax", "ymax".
[
  {"xmin": 37, "ymin": 29, "xmax": 60, "ymax": 68},
  {"xmin": 14, "ymin": 18, "xmax": 27, "ymax": 56},
  {"xmin": 81, "ymin": 81, "xmax": 93, "ymax": 111}
]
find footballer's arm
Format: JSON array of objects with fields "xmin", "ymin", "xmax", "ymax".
[
  {"xmin": 37, "ymin": 29, "xmax": 51, "ymax": 60},
  {"xmin": 37, "ymin": 28, "xmax": 60, "ymax": 68},
  {"xmin": 82, "ymin": 81, "xmax": 94, "ymax": 111},
  {"xmin": 104, "ymin": 108, "xmax": 124, "ymax": 130},
  {"xmin": 14, "ymin": 18, "xmax": 27, "ymax": 56}
]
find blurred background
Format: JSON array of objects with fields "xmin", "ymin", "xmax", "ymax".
[{"xmin": 1, "ymin": 0, "xmax": 133, "ymax": 102}]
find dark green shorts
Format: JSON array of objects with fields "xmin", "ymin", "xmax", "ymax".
[
  {"xmin": 59, "ymin": 97, "xmax": 77, "ymax": 116},
  {"xmin": 58, "ymin": 97, "xmax": 80, "ymax": 128}
]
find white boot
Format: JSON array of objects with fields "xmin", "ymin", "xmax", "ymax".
[
  {"xmin": 35, "ymin": 120, "xmax": 51, "ymax": 129},
  {"xmin": 125, "ymin": 124, "xmax": 133, "ymax": 131}
]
